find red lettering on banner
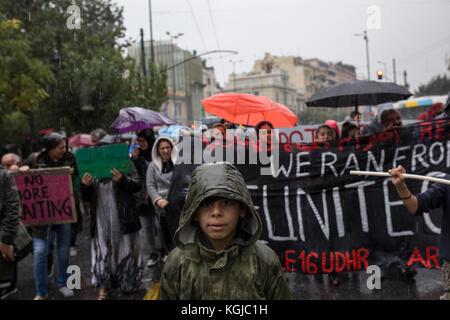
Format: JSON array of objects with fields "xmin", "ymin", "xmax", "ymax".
[
  {"xmin": 306, "ymin": 252, "xmax": 318, "ymax": 274},
  {"xmin": 279, "ymin": 132, "xmax": 289, "ymax": 144},
  {"xmin": 426, "ymin": 246, "xmax": 440, "ymax": 269},
  {"xmin": 357, "ymin": 248, "xmax": 370, "ymax": 270},
  {"xmin": 284, "ymin": 144, "xmax": 293, "ymax": 152},
  {"xmin": 289, "ymin": 131, "xmax": 304, "ymax": 144},
  {"xmin": 335, "ymin": 252, "xmax": 346, "ymax": 272},
  {"xmin": 285, "ymin": 250, "xmax": 297, "ymax": 272},
  {"xmin": 346, "ymin": 250, "xmax": 357, "ymax": 271},
  {"xmin": 298, "ymin": 250, "xmax": 306, "ymax": 273},
  {"xmin": 281, "ymin": 248, "xmax": 371, "ymax": 273},
  {"xmin": 435, "ymin": 120, "xmax": 447, "ymax": 140},
  {"xmin": 322, "ymin": 252, "xmax": 334, "ymax": 273},
  {"xmin": 338, "ymin": 138, "xmax": 352, "ymax": 151},
  {"xmin": 407, "ymin": 247, "xmax": 429, "ymax": 268},
  {"xmin": 363, "ymin": 130, "xmax": 397, "ymax": 152},
  {"xmin": 419, "ymin": 122, "xmax": 433, "ymax": 143},
  {"xmin": 305, "ymin": 128, "xmax": 316, "ymax": 142}
]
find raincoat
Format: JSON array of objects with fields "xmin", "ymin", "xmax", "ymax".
[{"xmin": 159, "ymin": 162, "xmax": 291, "ymax": 300}]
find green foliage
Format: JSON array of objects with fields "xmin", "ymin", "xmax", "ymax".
[
  {"xmin": 0, "ymin": 0, "xmax": 169, "ymax": 142},
  {"xmin": 0, "ymin": 111, "xmax": 30, "ymax": 143},
  {"xmin": 0, "ymin": 16, "xmax": 51, "ymax": 116},
  {"xmin": 121, "ymin": 58, "xmax": 169, "ymax": 110},
  {"xmin": 414, "ymin": 74, "xmax": 450, "ymax": 97}
]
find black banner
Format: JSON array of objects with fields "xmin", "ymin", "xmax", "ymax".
[{"xmin": 167, "ymin": 119, "xmax": 450, "ymax": 274}]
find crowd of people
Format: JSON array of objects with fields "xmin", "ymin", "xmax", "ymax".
[{"xmin": 1, "ymin": 94, "xmax": 449, "ymax": 300}]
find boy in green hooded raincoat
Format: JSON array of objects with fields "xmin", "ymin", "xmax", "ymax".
[{"xmin": 159, "ymin": 162, "xmax": 291, "ymax": 300}]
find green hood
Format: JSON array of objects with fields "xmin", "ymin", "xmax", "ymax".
[{"xmin": 174, "ymin": 162, "xmax": 262, "ymax": 248}]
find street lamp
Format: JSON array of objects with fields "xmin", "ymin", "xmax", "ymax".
[
  {"xmin": 166, "ymin": 31, "xmax": 183, "ymax": 123},
  {"xmin": 354, "ymin": 30, "xmax": 370, "ymax": 80},
  {"xmin": 50, "ymin": 49, "xmax": 62, "ymax": 130},
  {"xmin": 229, "ymin": 59, "xmax": 243, "ymax": 92}
]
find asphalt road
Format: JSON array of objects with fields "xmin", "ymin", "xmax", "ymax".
[{"xmin": 8, "ymin": 211, "xmax": 445, "ymax": 300}]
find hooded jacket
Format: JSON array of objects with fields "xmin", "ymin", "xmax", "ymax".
[
  {"xmin": 132, "ymin": 129, "xmax": 155, "ymax": 205},
  {"xmin": 159, "ymin": 162, "xmax": 291, "ymax": 300},
  {"xmin": 146, "ymin": 136, "xmax": 178, "ymax": 218},
  {"xmin": 417, "ymin": 102, "xmax": 444, "ymax": 121},
  {"xmin": 81, "ymin": 135, "xmax": 142, "ymax": 237}
]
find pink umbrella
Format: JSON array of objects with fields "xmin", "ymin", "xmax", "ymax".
[{"xmin": 68, "ymin": 133, "xmax": 93, "ymax": 147}]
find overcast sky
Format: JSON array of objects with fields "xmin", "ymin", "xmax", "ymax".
[{"xmin": 113, "ymin": 0, "xmax": 450, "ymax": 92}]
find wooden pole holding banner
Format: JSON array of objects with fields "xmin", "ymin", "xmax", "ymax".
[
  {"xmin": 350, "ymin": 170, "xmax": 450, "ymax": 185},
  {"xmin": 10, "ymin": 167, "xmax": 73, "ymax": 176}
]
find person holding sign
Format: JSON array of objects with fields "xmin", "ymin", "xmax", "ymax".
[
  {"xmin": 389, "ymin": 165, "xmax": 450, "ymax": 300},
  {"xmin": 81, "ymin": 135, "xmax": 143, "ymax": 300},
  {"xmin": 19, "ymin": 132, "xmax": 78, "ymax": 300}
]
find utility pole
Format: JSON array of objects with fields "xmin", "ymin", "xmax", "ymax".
[
  {"xmin": 166, "ymin": 32, "xmax": 183, "ymax": 122},
  {"xmin": 148, "ymin": 0, "xmax": 155, "ymax": 64},
  {"xmin": 403, "ymin": 70, "xmax": 409, "ymax": 88},
  {"xmin": 392, "ymin": 58, "xmax": 397, "ymax": 83},
  {"xmin": 140, "ymin": 28, "xmax": 147, "ymax": 76},
  {"xmin": 364, "ymin": 31, "xmax": 370, "ymax": 81},
  {"xmin": 355, "ymin": 30, "xmax": 370, "ymax": 80}
]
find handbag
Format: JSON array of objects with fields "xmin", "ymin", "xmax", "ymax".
[{"xmin": 13, "ymin": 222, "xmax": 33, "ymax": 261}]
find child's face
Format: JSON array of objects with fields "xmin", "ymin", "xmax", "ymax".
[
  {"xmin": 315, "ymin": 128, "xmax": 334, "ymax": 143},
  {"xmin": 194, "ymin": 197, "xmax": 246, "ymax": 251}
]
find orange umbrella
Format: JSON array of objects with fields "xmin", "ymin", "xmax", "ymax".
[{"xmin": 201, "ymin": 93, "xmax": 298, "ymax": 128}]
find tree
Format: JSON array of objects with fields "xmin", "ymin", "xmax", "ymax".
[
  {"xmin": 0, "ymin": 0, "xmax": 168, "ymax": 137},
  {"xmin": 414, "ymin": 74, "xmax": 450, "ymax": 97},
  {"xmin": 0, "ymin": 15, "xmax": 52, "ymax": 142},
  {"xmin": 121, "ymin": 58, "xmax": 169, "ymax": 110}
]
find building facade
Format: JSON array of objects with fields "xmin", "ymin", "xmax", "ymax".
[
  {"xmin": 127, "ymin": 40, "xmax": 213, "ymax": 125},
  {"xmin": 253, "ymin": 53, "xmax": 356, "ymax": 100},
  {"xmin": 224, "ymin": 69, "xmax": 305, "ymax": 116}
]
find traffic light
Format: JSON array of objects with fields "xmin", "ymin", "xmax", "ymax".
[{"xmin": 377, "ymin": 70, "xmax": 383, "ymax": 80}]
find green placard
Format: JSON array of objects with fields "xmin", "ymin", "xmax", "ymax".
[{"xmin": 75, "ymin": 144, "xmax": 132, "ymax": 178}]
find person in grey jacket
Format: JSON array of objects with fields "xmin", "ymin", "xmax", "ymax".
[{"xmin": 146, "ymin": 136, "xmax": 178, "ymax": 262}]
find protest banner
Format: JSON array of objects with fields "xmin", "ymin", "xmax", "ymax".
[
  {"xmin": 13, "ymin": 171, "xmax": 77, "ymax": 227},
  {"xmin": 75, "ymin": 143, "xmax": 132, "ymax": 178},
  {"xmin": 167, "ymin": 119, "xmax": 450, "ymax": 274}
]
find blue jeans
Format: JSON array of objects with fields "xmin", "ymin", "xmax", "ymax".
[{"xmin": 33, "ymin": 224, "xmax": 71, "ymax": 296}]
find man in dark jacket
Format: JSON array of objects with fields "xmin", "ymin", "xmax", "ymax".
[
  {"xmin": 159, "ymin": 162, "xmax": 291, "ymax": 300},
  {"xmin": 0, "ymin": 169, "xmax": 21, "ymax": 299},
  {"xmin": 389, "ymin": 165, "xmax": 450, "ymax": 300}
]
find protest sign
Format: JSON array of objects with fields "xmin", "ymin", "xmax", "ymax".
[
  {"xmin": 75, "ymin": 143, "xmax": 132, "ymax": 178},
  {"xmin": 14, "ymin": 173, "xmax": 77, "ymax": 227},
  {"xmin": 167, "ymin": 119, "xmax": 449, "ymax": 274}
]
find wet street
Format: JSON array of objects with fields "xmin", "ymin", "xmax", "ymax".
[{"xmin": 9, "ymin": 211, "xmax": 445, "ymax": 300}]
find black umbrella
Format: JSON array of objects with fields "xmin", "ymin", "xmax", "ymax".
[{"xmin": 305, "ymin": 80, "xmax": 413, "ymax": 112}]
